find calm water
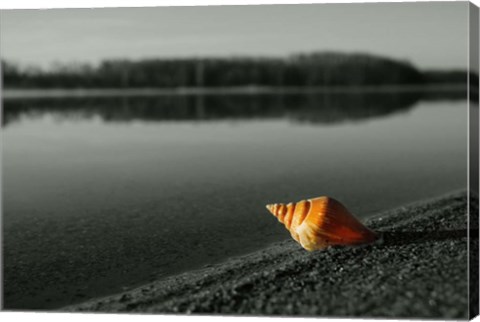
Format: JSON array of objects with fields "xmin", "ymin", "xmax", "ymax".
[{"xmin": 2, "ymin": 91, "xmax": 468, "ymax": 309}]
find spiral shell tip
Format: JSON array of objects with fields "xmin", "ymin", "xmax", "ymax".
[{"xmin": 265, "ymin": 196, "xmax": 377, "ymax": 251}]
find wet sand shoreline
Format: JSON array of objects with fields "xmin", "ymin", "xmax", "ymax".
[{"xmin": 64, "ymin": 191, "xmax": 476, "ymax": 319}]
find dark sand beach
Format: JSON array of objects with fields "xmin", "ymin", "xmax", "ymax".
[{"xmin": 65, "ymin": 192, "xmax": 477, "ymax": 319}]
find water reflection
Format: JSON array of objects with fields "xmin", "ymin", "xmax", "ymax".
[
  {"xmin": 2, "ymin": 89, "xmax": 468, "ymax": 310},
  {"xmin": 2, "ymin": 89, "xmax": 466, "ymax": 127}
]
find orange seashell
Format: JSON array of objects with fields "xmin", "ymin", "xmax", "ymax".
[{"xmin": 266, "ymin": 196, "xmax": 377, "ymax": 251}]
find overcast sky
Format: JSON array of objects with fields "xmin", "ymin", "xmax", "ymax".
[{"xmin": 0, "ymin": 2, "xmax": 469, "ymax": 70}]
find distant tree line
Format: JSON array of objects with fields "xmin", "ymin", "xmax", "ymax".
[{"xmin": 1, "ymin": 52, "xmax": 475, "ymax": 89}]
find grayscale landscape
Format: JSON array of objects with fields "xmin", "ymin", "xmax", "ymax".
[{"xmin": 1, "ymin": 2, "xmax": 477, "ymax": 318}]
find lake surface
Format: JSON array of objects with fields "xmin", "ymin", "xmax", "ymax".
[{"xmin": 2, "ymin": 90, "xmax": 468, "ymax": 310}]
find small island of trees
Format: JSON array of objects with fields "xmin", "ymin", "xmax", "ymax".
[{"xmin": 1, "ymin": 52, "xmax": 475, "ymax": 89}]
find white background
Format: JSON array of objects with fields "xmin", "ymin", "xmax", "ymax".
[{"xmin": 1, "ymin": 0, "xmax": 479, "ymax": 9}]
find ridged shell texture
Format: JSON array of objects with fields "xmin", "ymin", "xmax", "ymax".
[{"xmin": 266, "ymin": 196, "xmax": 377, "ymax": 251}]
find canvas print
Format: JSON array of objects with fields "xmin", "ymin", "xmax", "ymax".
[{"xmin": 1, "ymin": 1, "xmax": 479, "ymax": 319}]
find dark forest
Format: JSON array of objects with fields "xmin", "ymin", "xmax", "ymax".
[{"xmin": 2, "ymin": 52, "xmax": 474, "ymax": 89}]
